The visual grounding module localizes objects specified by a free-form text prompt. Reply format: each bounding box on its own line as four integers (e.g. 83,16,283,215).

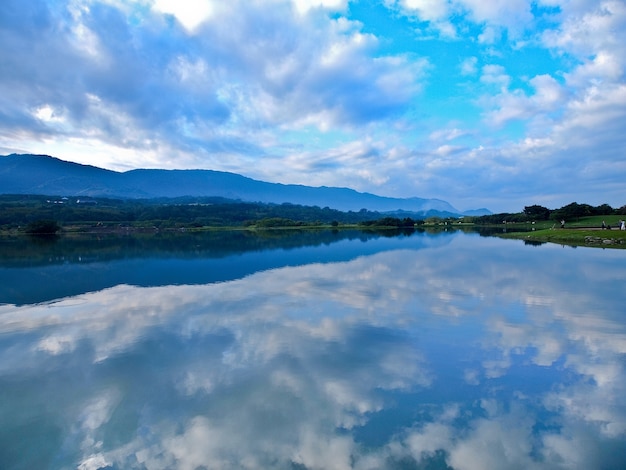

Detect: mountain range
0,154,490,216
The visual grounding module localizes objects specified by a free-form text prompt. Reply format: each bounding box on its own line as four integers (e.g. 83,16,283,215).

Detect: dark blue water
0,230,625,469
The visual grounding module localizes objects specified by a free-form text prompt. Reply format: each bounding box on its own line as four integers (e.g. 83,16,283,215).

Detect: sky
1,0,625,212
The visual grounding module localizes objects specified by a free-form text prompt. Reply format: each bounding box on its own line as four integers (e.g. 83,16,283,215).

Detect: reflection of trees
0,229,378,268
523,239,545,246
0,228,455,268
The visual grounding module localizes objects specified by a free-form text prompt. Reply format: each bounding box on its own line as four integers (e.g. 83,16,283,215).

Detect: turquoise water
1,230,625,469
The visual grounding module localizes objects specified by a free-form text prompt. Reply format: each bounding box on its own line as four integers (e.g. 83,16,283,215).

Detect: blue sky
1,0,625,212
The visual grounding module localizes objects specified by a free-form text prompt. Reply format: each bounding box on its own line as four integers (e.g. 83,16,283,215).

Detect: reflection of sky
0,235,625,469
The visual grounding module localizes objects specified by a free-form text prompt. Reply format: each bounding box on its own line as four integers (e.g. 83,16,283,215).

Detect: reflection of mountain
0,154,491,215
0,229,454,305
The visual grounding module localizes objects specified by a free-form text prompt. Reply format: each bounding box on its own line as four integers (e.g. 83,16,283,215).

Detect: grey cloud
190,3,425,128
0,0,427,174
0,1,229,154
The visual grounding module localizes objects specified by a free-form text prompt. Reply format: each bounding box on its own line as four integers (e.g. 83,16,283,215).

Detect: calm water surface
0,230,625,469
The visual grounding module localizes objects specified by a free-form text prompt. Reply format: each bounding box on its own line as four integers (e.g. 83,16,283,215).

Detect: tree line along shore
0,194,421,234
2,196,625,248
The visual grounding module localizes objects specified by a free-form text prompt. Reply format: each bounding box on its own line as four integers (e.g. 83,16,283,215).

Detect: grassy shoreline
4,215,626,249
495,216,626,248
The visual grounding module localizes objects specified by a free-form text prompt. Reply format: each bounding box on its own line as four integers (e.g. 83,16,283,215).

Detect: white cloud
390,0,534,38
388,0,457,37
260,138,393,189
447,411,535,469
458,0,534,33
480,64,511,90
477,24,501,44
567,51,624,87
459,56,478,76
483,73,566,126
152,0,216,31
402,0,449,20
33,104,66,124
541,0,626,58
404,422,453,456
292,0,348,14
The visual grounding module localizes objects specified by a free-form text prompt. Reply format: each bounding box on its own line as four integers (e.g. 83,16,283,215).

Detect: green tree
593,204,613,215
552,202,593,221
24,219,60,234
523,205,550,220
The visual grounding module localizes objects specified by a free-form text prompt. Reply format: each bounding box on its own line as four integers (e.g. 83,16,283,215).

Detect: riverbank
499,227,626,248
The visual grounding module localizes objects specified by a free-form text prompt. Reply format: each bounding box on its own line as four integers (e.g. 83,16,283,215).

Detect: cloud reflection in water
0,236,625,469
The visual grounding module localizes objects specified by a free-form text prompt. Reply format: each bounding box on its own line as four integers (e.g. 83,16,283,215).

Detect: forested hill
0,154,490,216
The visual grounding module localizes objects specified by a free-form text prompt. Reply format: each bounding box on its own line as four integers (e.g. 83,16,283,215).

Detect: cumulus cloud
387,0,534,39
459,56,478,76
378,0,626,210
0,0,426,171
152,0,217,31
458,0,534,37
388,0,457,37
483,73,567,126
459,0,626,209
479,64,511,90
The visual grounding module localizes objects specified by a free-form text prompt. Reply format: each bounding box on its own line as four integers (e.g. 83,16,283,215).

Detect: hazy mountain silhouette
0,154,491,215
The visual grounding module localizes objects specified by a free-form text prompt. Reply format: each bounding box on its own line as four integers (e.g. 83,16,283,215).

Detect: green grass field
499,216,626,248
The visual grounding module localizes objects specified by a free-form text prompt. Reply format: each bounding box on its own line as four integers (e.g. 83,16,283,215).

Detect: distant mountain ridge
0,154,491,216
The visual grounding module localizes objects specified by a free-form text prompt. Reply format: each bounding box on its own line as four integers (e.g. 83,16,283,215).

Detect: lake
1,229,625,469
